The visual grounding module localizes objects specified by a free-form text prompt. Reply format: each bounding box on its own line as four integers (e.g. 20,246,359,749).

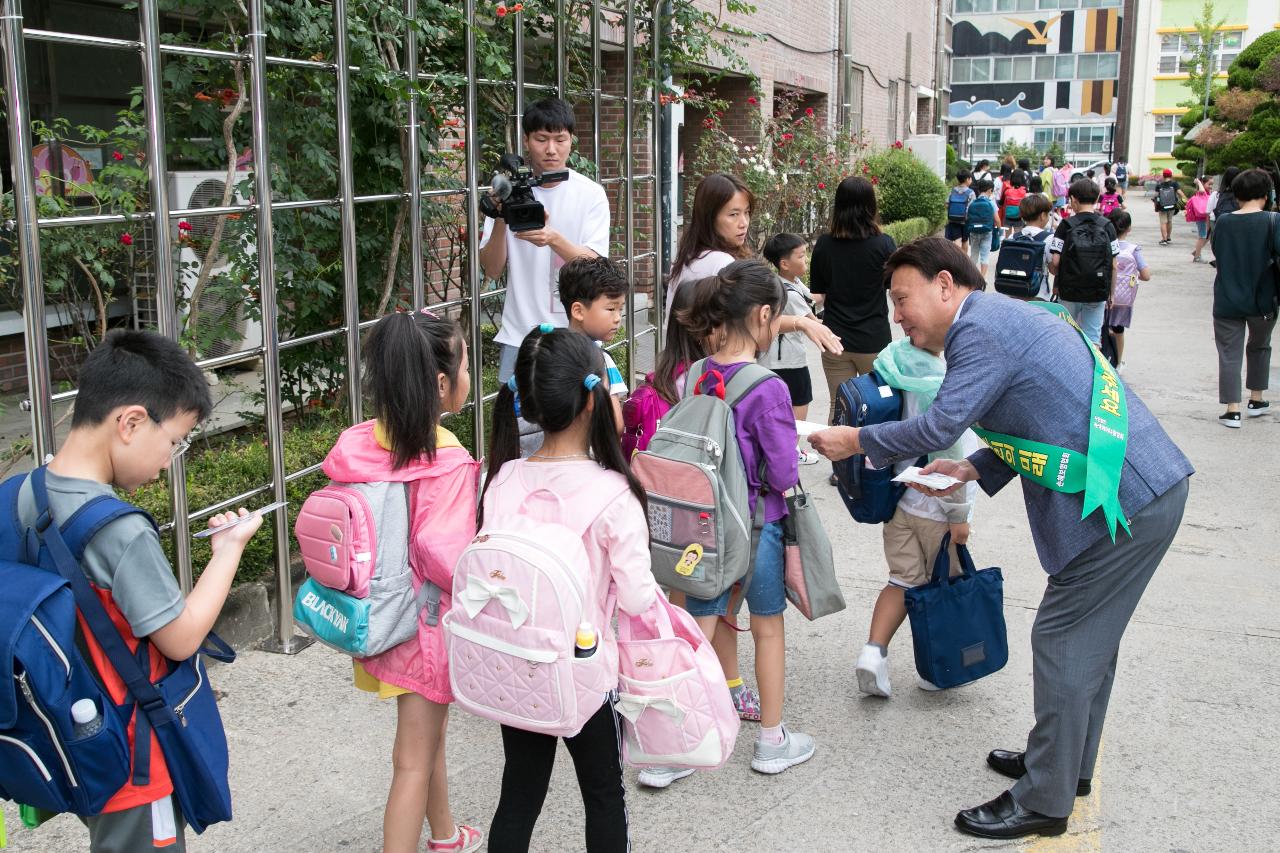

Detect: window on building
1068,125,1109,155
956,0,1119,9
970,128,1002,158
1078,54,1119,79
1159,31,1243,74
1153,115,1178,153
845,65,864,135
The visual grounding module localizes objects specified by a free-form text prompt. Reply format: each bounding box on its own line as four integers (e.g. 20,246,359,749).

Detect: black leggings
488,700,629,853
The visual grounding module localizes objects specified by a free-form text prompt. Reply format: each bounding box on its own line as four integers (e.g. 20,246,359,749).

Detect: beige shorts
882,507,964,589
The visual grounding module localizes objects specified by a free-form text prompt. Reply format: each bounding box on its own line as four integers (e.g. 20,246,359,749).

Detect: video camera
479,153,570,233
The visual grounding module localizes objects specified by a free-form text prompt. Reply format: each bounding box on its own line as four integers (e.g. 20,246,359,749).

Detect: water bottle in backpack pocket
294,481,439,657
631,361,772,599
831,372,924,524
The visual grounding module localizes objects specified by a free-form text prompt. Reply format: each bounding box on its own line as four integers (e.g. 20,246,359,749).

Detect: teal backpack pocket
293,578,371,656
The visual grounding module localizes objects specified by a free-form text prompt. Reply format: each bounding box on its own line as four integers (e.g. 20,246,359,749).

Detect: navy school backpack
831,372,924,524
993,229,1050,298
0,468,235,832
946,187,971,225
965,196,996,233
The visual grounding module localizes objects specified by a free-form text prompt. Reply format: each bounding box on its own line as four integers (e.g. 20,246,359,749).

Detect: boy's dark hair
1028,174,1044,193
365,311,466,468
1232,167,1274,202
1070,172,1084,183
676,259,785,345
1106,209,1132,235
972,178,993,195
1017,158,1031,171
1019,192,1052,222
483,328,645,527
882,237,987,292
829,176,881,240
1085,169,1096,179
956,169,972,184
72,330,212,428
1011,170,1027,188
1069,178,1100,204
521,97,576,136
558,255,628,314
976,159,990,171
762,232,806,269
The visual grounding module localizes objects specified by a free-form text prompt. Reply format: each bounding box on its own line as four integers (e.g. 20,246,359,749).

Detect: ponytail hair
652,282,706,405
364,310,465,469
480,327,647,527
675,258,785,345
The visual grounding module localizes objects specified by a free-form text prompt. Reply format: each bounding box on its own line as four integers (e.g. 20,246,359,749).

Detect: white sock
760,723,785,746
432,827,460,845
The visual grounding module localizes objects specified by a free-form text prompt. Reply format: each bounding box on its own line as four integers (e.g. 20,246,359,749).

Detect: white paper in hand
892,466,962,491
795,420,828,438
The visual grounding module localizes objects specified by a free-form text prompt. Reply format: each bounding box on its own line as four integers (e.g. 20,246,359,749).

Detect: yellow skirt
352,661,412,699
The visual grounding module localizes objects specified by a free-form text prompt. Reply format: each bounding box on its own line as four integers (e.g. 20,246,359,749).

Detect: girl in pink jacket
481,327,658,853
321,310,482,853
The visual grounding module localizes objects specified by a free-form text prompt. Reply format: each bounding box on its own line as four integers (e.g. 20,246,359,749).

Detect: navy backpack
831,371,923,524
946,187,971,225
993,229,1050,298
0,468,235,832
904,533,1008,689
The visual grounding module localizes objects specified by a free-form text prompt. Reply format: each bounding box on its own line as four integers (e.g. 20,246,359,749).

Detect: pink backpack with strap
444,475,629,737
621,372,671,459
1185,193,1209,222
615,595,739,769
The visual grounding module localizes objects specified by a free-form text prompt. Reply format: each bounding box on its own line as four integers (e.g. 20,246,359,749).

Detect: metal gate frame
1,0,665,652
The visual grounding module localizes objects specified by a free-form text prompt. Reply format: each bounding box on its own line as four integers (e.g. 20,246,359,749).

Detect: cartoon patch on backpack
676,543,704,577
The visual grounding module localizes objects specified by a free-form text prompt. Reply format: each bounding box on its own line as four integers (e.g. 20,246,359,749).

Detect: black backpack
1157,183,1179,211
994,230,1050,298
1213,191,1239,220
1056,214,1114,302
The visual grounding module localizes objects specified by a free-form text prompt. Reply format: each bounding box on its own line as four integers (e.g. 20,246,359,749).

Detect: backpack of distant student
1157,182,1180,211
966,196,996,234
1051,168,1072,199
1002,186,1027,223
946,187,972,225
1213,192,1239,221
1097,192,1122,216
622,372,673,459
1111,242,1142,308
994,230,1050,298
0,468,235,833
631,360,773,599
1115,163,1128,184
294,480,442,657
443,473,630,737
615,595,739,770
831,372,924,524
1185,193,1208,222
1056,213,1115,303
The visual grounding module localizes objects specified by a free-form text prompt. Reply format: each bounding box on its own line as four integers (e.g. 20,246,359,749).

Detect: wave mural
949,98,1045,121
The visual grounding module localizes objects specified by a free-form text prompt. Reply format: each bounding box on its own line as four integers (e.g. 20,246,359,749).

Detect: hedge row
882,217,938,247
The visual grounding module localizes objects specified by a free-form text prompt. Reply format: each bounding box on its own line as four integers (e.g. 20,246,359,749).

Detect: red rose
871,176,880,185
453,140,465,150
177,220,192,232
862,164,869,173
782,133,794,141
805,107,814,116
512,2,523,9
747,96,758,105
112,151,124,162
702,117,714,128
496,4,507,16
817,182,826,189
715,110,723,117
120,233,133,246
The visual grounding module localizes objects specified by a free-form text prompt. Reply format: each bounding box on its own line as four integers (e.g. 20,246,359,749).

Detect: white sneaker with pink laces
427,824,483,853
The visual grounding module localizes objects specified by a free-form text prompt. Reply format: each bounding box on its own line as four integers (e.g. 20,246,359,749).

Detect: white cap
71,698,98,725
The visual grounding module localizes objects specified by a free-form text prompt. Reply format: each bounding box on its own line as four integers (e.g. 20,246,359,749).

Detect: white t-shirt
481,169,610,348
664,249,736,318
1019,224,1053,300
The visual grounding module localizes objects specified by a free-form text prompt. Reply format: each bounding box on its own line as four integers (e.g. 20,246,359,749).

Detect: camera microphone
491,172,513,201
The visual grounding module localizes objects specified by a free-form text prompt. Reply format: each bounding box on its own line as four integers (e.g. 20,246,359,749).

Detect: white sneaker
917,676,943,692
750,727,816,775
855,644,891,698
797,449,821,465
637,766,694,789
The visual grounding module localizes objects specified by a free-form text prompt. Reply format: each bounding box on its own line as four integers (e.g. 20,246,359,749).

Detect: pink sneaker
427,824,483,853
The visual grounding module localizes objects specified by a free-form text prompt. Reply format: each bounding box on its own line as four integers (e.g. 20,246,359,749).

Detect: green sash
971,301,1131,540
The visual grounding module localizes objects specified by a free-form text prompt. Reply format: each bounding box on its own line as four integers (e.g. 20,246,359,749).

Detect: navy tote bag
903,533,1008,689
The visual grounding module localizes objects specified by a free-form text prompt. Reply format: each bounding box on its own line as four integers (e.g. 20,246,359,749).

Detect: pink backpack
621,373,671,459
1185,193,1209,222
1097,193,1121,215
1051,167,1071,199
615,596,739,769
444,480,629,737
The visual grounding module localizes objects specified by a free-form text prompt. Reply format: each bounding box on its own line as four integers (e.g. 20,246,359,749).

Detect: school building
944,0,1128,166
1123,0,1280,178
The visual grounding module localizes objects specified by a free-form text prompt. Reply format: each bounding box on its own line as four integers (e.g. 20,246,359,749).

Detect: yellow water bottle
574,622,597,658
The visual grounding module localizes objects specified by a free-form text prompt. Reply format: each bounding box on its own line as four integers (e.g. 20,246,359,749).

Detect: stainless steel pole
513,4,524,158
1,0,54,461
591,0,602,170
464,0,485,456
554,0,566,99
139,0,196,590
651,0,664,343
334,0,363,425
406,0,425,310
623,4,635,374
251,0,311,654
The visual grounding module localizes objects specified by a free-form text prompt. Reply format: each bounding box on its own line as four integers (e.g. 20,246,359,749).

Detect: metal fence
1,0,664,651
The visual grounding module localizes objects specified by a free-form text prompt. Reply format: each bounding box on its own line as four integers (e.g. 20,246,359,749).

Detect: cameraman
479,98,611,382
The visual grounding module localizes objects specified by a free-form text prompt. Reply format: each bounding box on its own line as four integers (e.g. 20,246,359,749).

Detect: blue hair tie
583,374,601,392
538,323,555,334
506,375,518,392
506,375,522,416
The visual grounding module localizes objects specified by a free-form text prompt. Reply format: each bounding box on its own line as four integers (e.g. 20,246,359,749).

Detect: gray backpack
631,359,774,599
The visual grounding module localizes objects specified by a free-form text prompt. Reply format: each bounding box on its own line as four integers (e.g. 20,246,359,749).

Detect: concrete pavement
4,201,1277,852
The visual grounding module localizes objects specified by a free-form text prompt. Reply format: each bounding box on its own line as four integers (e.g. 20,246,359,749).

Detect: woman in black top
1210,168,1279,428
809,176,896,430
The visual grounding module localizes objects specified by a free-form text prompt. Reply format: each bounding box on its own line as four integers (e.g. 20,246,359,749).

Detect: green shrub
865,148,949,229
881,217,938,247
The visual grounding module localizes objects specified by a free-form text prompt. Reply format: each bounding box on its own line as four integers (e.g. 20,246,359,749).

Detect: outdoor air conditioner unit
168,170,260,361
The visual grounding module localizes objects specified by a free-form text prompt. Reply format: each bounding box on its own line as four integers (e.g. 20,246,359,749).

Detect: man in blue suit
811,238,1193,840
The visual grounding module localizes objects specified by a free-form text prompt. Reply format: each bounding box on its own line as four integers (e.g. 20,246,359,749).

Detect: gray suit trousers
1011,477,1189,818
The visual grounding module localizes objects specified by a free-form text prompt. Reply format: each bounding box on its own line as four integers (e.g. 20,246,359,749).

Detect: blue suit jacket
861,291,1194,574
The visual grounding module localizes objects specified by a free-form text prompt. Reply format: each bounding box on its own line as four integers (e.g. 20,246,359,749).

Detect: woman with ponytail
319,309,483,853
482,326,658,853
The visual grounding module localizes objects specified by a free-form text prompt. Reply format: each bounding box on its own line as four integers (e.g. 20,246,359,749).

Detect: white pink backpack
615,595,739,769
443,479,628,738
